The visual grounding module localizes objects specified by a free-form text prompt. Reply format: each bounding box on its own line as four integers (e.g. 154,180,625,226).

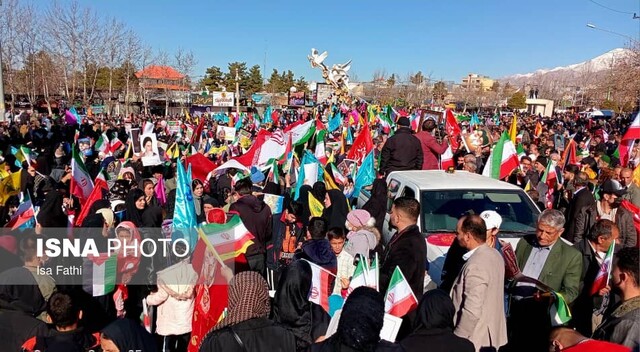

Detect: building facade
461,73,495,91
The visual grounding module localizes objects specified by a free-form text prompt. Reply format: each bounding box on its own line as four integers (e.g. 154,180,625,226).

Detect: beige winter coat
146,260,198,336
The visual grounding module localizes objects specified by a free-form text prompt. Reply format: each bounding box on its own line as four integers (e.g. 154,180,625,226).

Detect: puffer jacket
344,227,379,259
146,260,198,336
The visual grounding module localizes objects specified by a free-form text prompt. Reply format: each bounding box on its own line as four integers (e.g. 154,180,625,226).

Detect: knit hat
536,156,548,168
347,209,372,227
397,117,411,127
250,166,265,184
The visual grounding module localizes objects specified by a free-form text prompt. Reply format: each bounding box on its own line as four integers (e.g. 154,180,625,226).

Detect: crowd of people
0,104,638,352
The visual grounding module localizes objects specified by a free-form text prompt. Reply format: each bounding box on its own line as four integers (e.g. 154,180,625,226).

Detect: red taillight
427,233,456,247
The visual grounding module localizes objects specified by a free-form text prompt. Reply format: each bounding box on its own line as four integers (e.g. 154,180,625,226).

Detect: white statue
308,48,352,103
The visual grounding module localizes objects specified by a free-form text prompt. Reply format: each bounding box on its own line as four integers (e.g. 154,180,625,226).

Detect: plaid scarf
212,271,270,331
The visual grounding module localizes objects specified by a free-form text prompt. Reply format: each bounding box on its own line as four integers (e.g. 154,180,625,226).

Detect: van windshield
421,189,539,233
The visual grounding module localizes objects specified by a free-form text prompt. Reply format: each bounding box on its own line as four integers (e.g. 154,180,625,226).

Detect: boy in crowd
22,291,100,352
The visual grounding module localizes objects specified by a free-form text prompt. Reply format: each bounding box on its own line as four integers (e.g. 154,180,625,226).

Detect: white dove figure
308,48,328,68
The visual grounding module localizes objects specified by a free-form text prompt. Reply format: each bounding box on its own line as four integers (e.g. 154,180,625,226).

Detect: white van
357,170,541,286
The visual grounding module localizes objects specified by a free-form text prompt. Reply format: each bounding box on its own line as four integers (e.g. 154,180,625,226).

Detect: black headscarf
333,286,385,352
323,189,349,231
414,289,455,331
297,185,313,227
125,188,146,227
101,318,157,352
141,205,163,228
0,266,46,316
273,260,313,351
362,178,388,235
37,190,67,229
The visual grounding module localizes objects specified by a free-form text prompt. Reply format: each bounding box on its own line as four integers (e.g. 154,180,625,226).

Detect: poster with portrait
462,129,490,153
337,159,357,179
129,128,141,154
216,126,237,142
139,133,162,166
417,110,443,132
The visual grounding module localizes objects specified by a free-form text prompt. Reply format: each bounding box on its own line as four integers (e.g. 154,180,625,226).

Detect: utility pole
232,67,239,127
0,0,5,122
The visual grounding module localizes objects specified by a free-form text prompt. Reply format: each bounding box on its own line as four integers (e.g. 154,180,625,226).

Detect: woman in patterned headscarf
199,271,295,352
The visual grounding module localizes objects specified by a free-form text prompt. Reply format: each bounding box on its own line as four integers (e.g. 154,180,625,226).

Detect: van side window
387,179,401,212
402,187,415,199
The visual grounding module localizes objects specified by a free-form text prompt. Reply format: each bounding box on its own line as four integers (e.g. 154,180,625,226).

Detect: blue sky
50,0,640,83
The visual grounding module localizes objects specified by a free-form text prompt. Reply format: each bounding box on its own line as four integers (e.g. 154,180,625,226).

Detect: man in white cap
480,210,502,249
441,210,508,292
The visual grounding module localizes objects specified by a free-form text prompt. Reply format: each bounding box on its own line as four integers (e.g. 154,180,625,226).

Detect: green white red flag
482,132,519,180
550,291,572,326
71,145,94,205
347,254,369,296
304,259,335,313
384,266,418,318
198,215,255,262
590,242,615,296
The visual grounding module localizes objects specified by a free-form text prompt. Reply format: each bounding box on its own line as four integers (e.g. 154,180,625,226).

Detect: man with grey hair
503,209,582,352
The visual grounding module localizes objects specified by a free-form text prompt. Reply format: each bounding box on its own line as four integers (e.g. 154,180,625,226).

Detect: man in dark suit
564,171,596,244
505,209,583,352
380,197,427,339
572,219,619,336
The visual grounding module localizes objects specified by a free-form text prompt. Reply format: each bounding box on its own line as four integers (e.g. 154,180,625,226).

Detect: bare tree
0,0,22,112
174,48,197,110
103,17,125,115
137,45,154,115
122,30,142,115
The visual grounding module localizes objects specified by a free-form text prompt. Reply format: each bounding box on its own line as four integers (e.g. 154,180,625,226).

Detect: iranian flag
95,133,109,154
590,242,615,296
619,113,639,167
384,266,418,318
562,139,579,169
304,259,334,313
550,291,572,326
286,119,316,146
82,253,117,297
198,215,255,262
314,130,328,165
74,169,109,227
440,145,454,170
256,130,287,166
482,132,519,180
5,192,35,230
109,136,123,154
347,254,369,296
365,253,379,291
71,145,94,204
542,160,558,188
516,143,526,159
330,163,348,185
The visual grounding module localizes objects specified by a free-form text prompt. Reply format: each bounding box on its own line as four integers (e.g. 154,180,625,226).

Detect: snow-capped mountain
502,48,632,83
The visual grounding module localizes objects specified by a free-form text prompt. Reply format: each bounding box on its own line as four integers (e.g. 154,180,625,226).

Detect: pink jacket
415,131,449,170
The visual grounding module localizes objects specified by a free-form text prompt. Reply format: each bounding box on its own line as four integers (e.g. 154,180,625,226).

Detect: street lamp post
232,68,239,127
586,23,639,44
